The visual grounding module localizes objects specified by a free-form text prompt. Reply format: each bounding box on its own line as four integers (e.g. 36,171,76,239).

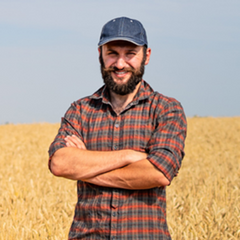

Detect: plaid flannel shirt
49,80,187,240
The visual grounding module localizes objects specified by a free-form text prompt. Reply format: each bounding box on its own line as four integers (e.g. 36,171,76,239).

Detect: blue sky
0,0,239,124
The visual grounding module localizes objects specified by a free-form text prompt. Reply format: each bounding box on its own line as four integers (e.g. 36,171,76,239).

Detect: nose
114,57,126,70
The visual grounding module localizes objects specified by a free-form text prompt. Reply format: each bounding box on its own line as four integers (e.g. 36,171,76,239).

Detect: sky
0,0,239,124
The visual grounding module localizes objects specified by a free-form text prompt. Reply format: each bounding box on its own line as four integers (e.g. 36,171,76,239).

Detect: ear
144,48,151,66
98,47,101,64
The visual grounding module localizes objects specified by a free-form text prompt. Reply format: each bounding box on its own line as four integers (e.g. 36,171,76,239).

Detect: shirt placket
110,189,119,240
112,116,121,151
110,116,121,239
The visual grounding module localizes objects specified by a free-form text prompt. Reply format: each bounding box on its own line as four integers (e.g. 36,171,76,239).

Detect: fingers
64,135,86,150
131,150,148,163
65,135,85,149
65,139,74,147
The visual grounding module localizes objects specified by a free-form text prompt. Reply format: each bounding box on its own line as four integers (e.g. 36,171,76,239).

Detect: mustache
101,66,135,74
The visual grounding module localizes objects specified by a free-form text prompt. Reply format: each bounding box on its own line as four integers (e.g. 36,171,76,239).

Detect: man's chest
81,106,155,151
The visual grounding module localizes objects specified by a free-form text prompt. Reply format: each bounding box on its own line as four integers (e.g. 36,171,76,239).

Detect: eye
127,52,136,56
107,51,117,56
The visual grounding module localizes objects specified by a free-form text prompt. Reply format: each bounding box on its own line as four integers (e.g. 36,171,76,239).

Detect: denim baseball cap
98,17,148,47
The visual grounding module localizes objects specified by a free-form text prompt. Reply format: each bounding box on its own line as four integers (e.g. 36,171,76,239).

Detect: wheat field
0,117,239,240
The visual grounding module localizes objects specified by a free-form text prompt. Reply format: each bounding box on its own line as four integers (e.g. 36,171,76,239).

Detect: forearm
84,159,170,190
50,147,147,180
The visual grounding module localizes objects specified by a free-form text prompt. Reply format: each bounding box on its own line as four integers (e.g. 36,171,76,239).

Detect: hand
127,150,148,164
134,151,148,161
64,135,86,150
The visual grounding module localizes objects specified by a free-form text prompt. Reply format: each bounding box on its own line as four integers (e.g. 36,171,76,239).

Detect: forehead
103,40,143,51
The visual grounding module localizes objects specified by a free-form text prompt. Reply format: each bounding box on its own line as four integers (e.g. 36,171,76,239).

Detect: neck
110,81,141,115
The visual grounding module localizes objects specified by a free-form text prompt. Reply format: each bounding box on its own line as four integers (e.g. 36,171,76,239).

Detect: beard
100,55,146,95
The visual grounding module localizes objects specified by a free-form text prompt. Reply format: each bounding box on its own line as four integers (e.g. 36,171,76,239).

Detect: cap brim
98,37,146,47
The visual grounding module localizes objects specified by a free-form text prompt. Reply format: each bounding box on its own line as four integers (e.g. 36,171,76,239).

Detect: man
49,17,187,240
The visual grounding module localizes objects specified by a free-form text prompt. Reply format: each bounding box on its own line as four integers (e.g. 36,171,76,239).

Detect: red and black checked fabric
49,80,187,240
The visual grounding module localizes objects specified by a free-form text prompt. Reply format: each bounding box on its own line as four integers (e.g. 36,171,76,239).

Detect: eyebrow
106,48,138,53
106,48,118,53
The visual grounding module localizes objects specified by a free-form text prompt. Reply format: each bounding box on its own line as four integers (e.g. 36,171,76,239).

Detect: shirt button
113,212,116,217
113,145,117,150
115,123,119,128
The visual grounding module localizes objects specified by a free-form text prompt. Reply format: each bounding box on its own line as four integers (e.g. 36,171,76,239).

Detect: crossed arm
50,135,170,189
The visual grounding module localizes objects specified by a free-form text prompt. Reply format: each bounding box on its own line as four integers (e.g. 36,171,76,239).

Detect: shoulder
69,85,105,110
153,92,183,109
142,82,186,124
142,81,182,107
145,86,184,115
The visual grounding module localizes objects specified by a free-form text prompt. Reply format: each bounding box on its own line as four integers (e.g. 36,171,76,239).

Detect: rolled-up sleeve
147,99,187,182
48,101,83,169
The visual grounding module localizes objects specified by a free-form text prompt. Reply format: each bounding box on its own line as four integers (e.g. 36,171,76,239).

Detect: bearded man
49,17,187,240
